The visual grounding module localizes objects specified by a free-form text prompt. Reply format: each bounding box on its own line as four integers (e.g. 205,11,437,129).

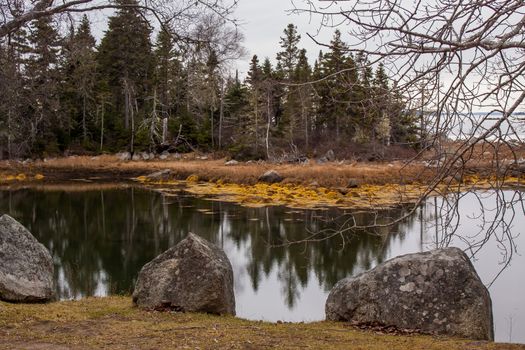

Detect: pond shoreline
1,155,523,210
0,155,430,186
1,296,523,349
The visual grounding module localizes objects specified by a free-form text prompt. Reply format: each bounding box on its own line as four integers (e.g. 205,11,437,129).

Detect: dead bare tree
291,0,525,270
188,13,246,149
0,0,239,39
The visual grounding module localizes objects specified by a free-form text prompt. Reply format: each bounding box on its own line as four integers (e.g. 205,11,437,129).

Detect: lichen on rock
326,247,494,341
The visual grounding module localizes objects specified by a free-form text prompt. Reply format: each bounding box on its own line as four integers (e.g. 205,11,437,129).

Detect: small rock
132,153,141,161
133,233,235,315
141,152,151,161
326,248,494,341
225,160,239,166
444,174,462,184
346,179,359,188
337,187,350,195
0,215,55,302
325,149,335,162
145,169,172,181
258,170,283,184
159,151,170,160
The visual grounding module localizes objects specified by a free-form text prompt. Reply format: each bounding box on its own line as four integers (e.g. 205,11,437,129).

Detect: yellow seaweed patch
186,174,199,183
34,174,45,180
16,173,27,181
135,174,525,210
176,181,430,210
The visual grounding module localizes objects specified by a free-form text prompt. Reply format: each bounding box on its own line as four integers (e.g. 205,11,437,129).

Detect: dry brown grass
0,155,430,188
0,297,522,350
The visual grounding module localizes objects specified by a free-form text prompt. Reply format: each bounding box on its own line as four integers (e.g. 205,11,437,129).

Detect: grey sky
234,0,332,75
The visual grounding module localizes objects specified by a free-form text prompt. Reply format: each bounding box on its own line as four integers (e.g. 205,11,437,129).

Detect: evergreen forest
0,3,420,160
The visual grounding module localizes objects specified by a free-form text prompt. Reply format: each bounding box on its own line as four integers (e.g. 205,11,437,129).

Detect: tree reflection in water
0,187,417,303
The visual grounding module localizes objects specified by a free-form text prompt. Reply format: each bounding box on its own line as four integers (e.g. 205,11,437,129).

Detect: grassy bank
0,297,522,349
1,155,523,210
0,155,429,187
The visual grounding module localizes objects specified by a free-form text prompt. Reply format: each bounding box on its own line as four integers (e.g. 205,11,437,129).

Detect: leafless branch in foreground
0,0,239,38
290,0,525,274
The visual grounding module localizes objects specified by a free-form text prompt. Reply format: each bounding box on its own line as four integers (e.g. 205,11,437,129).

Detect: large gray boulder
133,233,235,315
0,214,55,302
326,248,493,340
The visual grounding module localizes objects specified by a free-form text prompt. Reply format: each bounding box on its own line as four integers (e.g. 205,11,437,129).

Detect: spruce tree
153,29,184,145
276,24,301,81
61,15,97,147
26,16,62,154
0,18,30,158
275,24,301,139
316,30,355,141
246,55,264,150
293,49,313,149
97,0,154,151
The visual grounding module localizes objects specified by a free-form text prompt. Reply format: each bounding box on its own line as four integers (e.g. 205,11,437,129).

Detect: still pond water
0,187,523,343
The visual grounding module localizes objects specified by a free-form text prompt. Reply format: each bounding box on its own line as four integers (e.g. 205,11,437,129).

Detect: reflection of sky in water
0,188,522,343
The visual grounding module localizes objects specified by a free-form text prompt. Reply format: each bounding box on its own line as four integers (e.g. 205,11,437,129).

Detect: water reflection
0,187,522,343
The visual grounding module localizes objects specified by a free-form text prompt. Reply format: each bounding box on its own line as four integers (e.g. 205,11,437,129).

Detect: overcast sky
233,0,333,75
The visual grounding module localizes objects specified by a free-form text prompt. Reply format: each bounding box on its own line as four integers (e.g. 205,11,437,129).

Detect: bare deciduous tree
0,0,239,38
293,0,525,269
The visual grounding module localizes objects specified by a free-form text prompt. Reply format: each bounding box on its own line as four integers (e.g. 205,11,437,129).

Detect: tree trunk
82,94,87,143
99,103,105,152
219,82,224,149
7,109,12,159
266,91,271,159
162,118,168,144
210,106,214,149
254,90,259,151
125,91,130,130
